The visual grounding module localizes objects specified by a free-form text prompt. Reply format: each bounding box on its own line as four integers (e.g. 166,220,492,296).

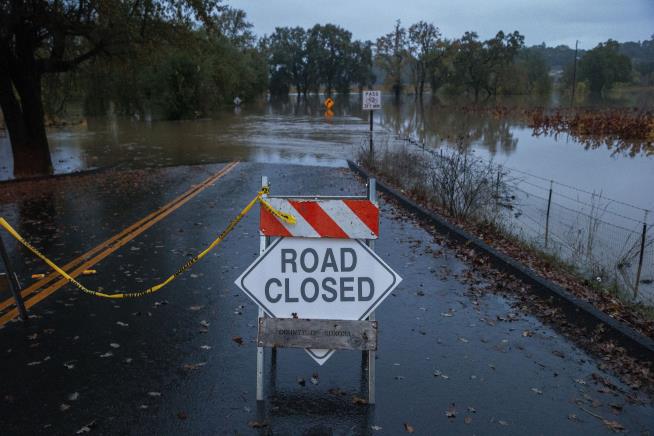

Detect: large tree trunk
0,77,53,177
0,59,53,178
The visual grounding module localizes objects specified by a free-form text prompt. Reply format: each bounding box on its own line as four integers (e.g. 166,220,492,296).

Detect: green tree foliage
306,24,353,95
577,40,632,93
0,0,223,176
451,31,524,100
407,21,442,99
266,24,373,97
507,48,552,95
376,20,408,100
266,27,308,96
351,41,376,92
80,7,267,119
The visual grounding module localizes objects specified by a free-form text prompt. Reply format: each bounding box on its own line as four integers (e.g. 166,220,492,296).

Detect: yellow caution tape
0,187,294,299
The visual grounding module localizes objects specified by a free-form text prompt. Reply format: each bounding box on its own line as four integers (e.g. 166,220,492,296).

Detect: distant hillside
526,37,654,71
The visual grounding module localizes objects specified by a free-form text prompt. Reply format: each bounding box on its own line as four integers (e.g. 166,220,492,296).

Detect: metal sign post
238,176,401,404
0,233,28,320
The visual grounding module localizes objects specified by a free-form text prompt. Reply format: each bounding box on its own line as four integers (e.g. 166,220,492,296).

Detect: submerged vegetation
357,140,654,320
529,108,654,156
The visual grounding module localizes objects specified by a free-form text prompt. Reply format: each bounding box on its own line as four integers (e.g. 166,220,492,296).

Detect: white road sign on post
235,237,401,364
362,90,382,110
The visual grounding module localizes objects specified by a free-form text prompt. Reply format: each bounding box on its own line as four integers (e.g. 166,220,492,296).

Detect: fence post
495,167,501,200
634,210,649,298
544,180,553,248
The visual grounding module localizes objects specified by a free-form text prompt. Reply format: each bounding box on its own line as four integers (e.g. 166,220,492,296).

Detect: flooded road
2,94,653,299
0,162,651,434
1,93,652,213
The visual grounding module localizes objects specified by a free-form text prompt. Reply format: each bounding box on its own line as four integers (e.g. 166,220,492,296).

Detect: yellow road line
0,161,238,313
0,162,239,325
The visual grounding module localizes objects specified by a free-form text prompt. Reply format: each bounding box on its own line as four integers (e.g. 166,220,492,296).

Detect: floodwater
1,93,652,214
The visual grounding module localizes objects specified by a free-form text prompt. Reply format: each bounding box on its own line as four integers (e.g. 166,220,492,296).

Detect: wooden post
634,211,649,298
545,180,553,248
0,234,28,320
571,40,578,107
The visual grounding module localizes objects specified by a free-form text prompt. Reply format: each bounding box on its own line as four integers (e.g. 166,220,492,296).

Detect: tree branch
37,44,104,73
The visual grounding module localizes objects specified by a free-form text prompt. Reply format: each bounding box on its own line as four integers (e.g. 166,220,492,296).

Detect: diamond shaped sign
235,237,402,364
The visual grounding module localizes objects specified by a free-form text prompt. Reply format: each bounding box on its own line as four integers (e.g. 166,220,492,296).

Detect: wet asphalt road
0,162,652,435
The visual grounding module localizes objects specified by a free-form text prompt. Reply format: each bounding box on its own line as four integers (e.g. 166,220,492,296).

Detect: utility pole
570,40,578,107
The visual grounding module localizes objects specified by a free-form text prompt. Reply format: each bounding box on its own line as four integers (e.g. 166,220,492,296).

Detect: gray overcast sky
228,0,653,49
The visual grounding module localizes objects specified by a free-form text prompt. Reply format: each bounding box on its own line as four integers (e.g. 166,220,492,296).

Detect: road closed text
264,247,375,303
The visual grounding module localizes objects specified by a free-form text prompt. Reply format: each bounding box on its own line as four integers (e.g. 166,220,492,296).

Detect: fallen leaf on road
568,414,578,421
498,420,509,426
248,420,268,428
99,352,113,358
531,388,543,395
404,422,415,433
60,403,70,411
297,377,306,386
603,420,625,432
609,404,623,415
116,321,128,327
109,343,120,348
182,362,207,371
68,392,79,401
189,305,204,311
232,336,243,345
200,345,211,350
446,403,456,418
352,395,368,405
371,425,383,431
148,392,161,397
552,350,565,359
311,373,319,385
200,320,210,328
75,421,96,434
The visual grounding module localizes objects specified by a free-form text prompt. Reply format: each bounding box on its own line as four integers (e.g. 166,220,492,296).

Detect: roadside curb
347,159,654,361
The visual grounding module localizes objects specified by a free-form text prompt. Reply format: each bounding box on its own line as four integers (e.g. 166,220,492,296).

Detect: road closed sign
362,90,382,110
235,237,402,364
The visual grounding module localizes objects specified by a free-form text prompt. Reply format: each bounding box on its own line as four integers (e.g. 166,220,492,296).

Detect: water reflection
1,92,652,206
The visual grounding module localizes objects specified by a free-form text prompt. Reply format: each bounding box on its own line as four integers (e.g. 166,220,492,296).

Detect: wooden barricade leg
256,176,269,402
366,178,376,405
